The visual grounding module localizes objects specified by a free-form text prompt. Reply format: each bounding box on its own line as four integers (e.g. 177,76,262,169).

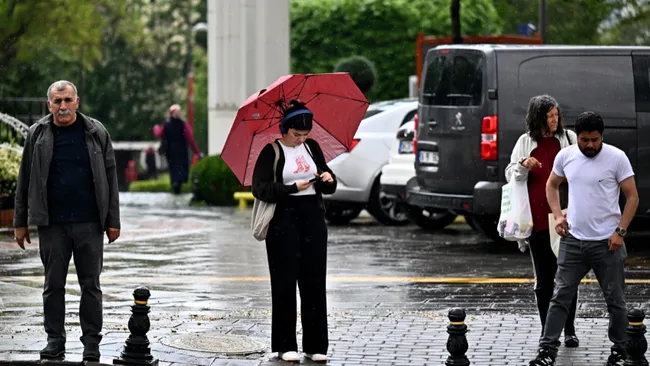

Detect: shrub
191,155,241,206
128,174,191,193
334,55,377,94
0,147,21,209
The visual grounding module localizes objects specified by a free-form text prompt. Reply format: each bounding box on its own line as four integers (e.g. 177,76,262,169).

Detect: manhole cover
160,333,267,355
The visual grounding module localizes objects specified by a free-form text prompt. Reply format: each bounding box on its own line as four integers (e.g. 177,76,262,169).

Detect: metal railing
0,97,47,147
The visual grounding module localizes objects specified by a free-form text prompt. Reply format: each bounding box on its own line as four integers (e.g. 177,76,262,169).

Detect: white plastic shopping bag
548,209,568,257
497,181,533,241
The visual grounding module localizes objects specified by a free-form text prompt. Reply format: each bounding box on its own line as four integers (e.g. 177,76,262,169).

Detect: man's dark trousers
39,222,104,346
539,234,628,357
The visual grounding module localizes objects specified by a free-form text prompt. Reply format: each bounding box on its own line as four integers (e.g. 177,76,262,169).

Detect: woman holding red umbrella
252,100,336,363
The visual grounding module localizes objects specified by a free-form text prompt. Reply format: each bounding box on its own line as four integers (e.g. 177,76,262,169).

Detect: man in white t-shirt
527,111,639,366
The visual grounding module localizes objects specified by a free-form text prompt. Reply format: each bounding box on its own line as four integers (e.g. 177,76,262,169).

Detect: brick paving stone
0,313,623,365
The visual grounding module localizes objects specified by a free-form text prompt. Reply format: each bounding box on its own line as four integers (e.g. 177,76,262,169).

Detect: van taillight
480,116,497,160
413,114,419,154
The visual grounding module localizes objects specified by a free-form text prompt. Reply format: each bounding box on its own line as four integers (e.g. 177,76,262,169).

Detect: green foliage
82,0,201,141
600,0,650,45
128,174,192,193
0,147,21,209
290,0,502,101
192,155,241,206
0,0,108,75
187,47,209,153
0,0,136,98
492,0,623,45
0,0,202,143
334,55,377,94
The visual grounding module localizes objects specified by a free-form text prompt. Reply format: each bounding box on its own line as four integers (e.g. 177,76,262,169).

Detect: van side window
517,56,636,119
421,51,484,107
633,55,650,113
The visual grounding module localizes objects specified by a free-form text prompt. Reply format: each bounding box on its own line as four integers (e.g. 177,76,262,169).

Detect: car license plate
419,151,439,164
399,141,413,154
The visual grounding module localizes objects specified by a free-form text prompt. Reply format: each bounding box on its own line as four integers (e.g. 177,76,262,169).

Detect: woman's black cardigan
251,138,337,208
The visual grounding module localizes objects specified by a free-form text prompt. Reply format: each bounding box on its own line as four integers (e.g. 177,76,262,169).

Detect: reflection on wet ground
2,193,650,365
4,193,650,316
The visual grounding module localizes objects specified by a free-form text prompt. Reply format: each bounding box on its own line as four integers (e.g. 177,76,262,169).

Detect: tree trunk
451,0,462,44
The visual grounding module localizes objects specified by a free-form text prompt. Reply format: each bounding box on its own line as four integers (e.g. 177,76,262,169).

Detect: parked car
324,98,418,225
380,115,458,230
407,44,650,242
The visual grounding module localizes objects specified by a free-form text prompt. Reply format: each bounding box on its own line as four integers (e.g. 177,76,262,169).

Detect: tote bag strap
303,140,323,174
271,141,280,183
565,130,573,145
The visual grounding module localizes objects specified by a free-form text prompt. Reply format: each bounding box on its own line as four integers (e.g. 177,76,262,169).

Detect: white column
208,0,290,156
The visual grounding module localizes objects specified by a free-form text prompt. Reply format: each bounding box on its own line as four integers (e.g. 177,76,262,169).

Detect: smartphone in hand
308,175,320,183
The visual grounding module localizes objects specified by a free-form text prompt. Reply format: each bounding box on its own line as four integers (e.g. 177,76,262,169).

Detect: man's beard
579,144,602,158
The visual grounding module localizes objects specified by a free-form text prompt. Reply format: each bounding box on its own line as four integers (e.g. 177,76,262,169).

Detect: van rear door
416,48,497,195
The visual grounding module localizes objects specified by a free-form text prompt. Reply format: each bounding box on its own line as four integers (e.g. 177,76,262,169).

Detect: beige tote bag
251,142,280,241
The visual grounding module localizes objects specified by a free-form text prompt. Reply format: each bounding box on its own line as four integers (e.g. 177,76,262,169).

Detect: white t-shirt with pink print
279,141,317,196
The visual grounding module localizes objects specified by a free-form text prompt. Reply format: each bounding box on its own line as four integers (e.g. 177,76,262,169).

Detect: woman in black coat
252,100,336,363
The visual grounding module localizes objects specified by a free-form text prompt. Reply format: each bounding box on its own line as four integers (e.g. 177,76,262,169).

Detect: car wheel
366,180,410,226
466,214,510,244
407,206,458,231
324,204,363,225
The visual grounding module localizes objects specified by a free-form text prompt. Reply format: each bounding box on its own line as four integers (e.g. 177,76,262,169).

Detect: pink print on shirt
293,155,311,174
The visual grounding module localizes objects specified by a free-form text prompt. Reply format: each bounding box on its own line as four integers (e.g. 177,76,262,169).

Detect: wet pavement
2,192,650,365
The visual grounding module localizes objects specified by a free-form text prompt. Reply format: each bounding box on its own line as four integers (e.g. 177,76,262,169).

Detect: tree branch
0,25,27,73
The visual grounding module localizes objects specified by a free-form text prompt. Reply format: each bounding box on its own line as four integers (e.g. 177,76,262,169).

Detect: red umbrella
221,73,369,186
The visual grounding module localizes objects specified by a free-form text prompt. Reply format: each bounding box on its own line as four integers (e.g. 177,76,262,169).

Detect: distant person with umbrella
153,104,201,194
252,100,337,362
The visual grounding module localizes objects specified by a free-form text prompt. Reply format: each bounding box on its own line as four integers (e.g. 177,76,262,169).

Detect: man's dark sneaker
40,342,65,359
606,350,626,366
529,348,555,366
83,343,101,362
564,334,580,348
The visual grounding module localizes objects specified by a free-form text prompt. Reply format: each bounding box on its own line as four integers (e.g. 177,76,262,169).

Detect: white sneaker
305,353,328,362
279,351,300,362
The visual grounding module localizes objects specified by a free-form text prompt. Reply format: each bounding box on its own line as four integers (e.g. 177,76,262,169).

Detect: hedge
334,55,377,94
128,156,241,206
191,155,241,206
290,0,502,101
128,174,192,194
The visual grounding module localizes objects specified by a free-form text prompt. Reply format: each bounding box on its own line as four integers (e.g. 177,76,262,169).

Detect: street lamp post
539,0,547,44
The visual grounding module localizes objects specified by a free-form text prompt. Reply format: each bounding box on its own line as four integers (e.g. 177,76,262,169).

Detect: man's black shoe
83,343,101,362
529,347,555,366
40,342,65,360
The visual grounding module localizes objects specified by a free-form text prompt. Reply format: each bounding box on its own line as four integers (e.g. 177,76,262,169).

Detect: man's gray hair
47,80,78,100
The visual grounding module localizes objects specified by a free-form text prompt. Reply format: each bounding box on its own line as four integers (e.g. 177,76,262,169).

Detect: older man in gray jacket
13,80,120,362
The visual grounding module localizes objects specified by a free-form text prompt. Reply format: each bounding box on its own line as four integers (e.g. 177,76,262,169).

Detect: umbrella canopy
221,73,369,186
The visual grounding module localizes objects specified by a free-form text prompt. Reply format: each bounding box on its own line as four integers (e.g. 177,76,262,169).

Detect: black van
407,45,650,242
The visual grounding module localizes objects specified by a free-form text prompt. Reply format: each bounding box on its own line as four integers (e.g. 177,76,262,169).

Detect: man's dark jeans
539,234,628,357
39,222,104,346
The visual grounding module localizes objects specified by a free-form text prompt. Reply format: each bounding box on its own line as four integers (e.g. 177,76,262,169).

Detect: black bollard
446,308,470,366
113,287,159,366
625,308,649,366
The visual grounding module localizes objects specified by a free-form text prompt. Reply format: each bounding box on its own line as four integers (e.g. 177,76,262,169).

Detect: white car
380,115,459,230
323,98,418,225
